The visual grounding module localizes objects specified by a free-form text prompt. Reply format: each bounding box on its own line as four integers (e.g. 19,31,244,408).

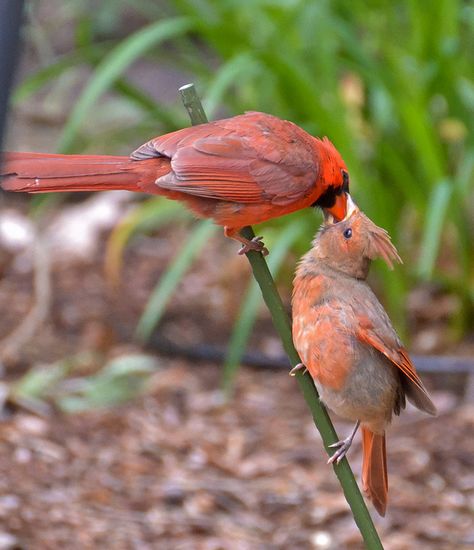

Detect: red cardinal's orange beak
324,193,357,225
325,192,348,222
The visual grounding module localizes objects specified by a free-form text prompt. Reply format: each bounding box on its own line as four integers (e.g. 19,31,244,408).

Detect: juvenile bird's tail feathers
361,427,388,516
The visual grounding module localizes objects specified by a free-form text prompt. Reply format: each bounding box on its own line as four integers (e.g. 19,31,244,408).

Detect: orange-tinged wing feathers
355,324,424,391
356,319,436,415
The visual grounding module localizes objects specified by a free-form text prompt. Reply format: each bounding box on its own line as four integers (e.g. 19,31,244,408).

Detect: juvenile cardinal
0,112,350,255
292,198,436,516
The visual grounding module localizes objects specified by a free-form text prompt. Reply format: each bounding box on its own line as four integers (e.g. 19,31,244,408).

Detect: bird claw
327,437,353,465
326,421,360,465
238,236,269,256
289,363,307,377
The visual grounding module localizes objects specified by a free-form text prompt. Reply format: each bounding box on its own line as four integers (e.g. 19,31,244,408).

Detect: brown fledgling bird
292,198,436,516
0,112,350,255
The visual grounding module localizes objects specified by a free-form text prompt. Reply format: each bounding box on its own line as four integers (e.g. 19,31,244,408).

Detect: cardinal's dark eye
343,228,352,239
342,170,349,192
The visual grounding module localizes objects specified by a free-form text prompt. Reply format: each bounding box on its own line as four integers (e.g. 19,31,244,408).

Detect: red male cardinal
0,112,350,254
292,198,436,516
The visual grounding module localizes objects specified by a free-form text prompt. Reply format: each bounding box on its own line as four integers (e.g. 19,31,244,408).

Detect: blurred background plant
6,0,474,394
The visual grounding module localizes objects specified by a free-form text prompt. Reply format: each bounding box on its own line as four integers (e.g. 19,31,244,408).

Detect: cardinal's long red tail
361,427,388,516
0,152,170,194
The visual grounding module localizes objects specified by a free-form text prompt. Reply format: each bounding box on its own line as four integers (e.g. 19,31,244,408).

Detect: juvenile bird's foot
327,421,360,465
327,438,353,464
238,236,269,256
289,363,308,376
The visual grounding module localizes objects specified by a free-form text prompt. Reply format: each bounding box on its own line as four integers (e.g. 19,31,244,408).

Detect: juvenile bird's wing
351,292,437,416
131,113,318,205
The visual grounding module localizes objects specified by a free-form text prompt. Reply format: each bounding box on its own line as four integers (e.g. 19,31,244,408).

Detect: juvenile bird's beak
324,193,357,225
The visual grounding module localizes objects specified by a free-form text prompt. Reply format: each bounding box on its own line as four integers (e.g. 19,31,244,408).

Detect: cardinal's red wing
131,112,318,205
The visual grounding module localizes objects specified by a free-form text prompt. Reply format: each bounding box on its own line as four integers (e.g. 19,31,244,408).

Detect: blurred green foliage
9,353,158,414
13,0,474,350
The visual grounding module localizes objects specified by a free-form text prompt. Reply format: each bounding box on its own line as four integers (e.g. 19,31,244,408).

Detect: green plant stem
179,83,209,124
179,83,384,550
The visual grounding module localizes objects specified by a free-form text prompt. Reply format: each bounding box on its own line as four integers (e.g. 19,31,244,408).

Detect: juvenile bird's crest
359,212,402,270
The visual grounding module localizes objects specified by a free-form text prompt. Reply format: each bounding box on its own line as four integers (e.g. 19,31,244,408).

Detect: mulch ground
0,362,472,549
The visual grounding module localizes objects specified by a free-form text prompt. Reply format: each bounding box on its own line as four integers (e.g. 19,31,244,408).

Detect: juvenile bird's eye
343,228,352,239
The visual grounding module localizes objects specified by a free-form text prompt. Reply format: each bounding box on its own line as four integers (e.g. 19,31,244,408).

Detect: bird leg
224,227,269,256
327,421,360,465
289,362,308,376
238,235,269,256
